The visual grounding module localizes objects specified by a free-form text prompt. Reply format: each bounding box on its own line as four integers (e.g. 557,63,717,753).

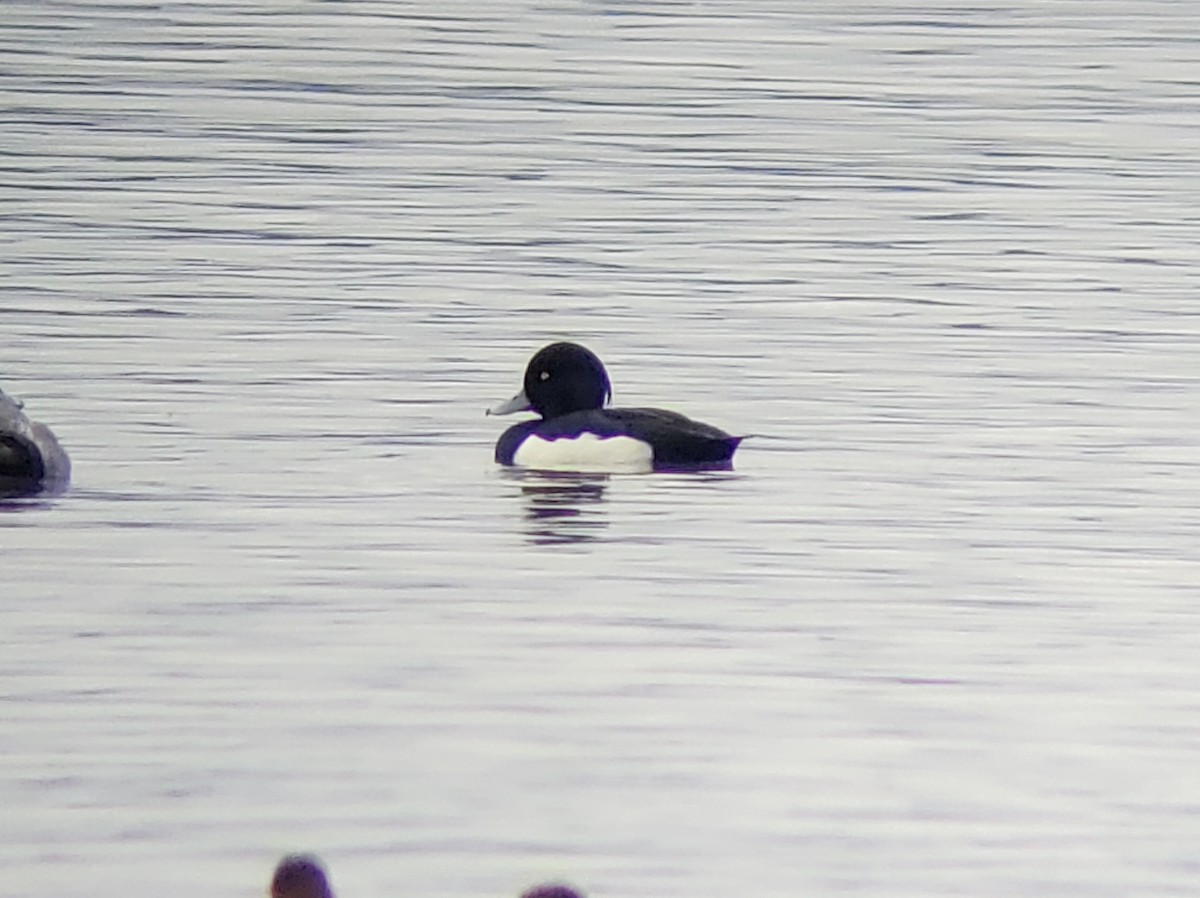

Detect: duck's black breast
495,418,543,466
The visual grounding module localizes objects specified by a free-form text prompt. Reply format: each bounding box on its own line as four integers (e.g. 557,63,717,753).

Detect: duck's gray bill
486,390,531,416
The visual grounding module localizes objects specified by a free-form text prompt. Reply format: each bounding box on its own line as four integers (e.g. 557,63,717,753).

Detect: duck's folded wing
604,407,741,467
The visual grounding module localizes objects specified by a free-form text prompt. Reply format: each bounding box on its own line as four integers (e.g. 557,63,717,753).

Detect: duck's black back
604,407,741,468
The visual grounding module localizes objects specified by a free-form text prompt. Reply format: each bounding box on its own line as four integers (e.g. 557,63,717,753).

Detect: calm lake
3,2,1200,896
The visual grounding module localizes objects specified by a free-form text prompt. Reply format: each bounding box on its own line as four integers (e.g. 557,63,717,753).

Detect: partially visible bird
0,386,70,495
270,854,335,898
520,885,586,898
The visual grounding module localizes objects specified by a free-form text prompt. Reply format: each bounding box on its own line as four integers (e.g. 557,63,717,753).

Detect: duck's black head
520,342,611,419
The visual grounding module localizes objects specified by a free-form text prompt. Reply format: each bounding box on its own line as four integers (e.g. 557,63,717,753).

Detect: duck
488,342,742,473
520,886,586,898
267,854,584,898
0,386,70,495
270,855,335,898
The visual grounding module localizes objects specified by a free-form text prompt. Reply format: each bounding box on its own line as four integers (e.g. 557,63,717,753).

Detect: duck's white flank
512,432,653,473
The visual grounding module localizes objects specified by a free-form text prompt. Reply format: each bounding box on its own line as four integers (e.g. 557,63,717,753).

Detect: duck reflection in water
507,469,610,546
268,854,585,898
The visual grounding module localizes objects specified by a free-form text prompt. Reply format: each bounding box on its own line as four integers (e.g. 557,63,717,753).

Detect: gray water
4,2,1200,896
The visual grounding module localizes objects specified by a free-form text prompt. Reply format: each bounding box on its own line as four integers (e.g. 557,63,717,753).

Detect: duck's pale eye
539,371,550,381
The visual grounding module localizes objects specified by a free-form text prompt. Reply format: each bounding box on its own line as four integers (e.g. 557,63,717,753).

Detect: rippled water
4,2,1200,896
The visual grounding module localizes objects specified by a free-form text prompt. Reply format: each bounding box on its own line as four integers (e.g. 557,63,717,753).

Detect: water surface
3,3,1200,896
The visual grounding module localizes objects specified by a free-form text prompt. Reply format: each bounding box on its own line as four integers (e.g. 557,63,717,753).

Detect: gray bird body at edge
0,387,71,495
